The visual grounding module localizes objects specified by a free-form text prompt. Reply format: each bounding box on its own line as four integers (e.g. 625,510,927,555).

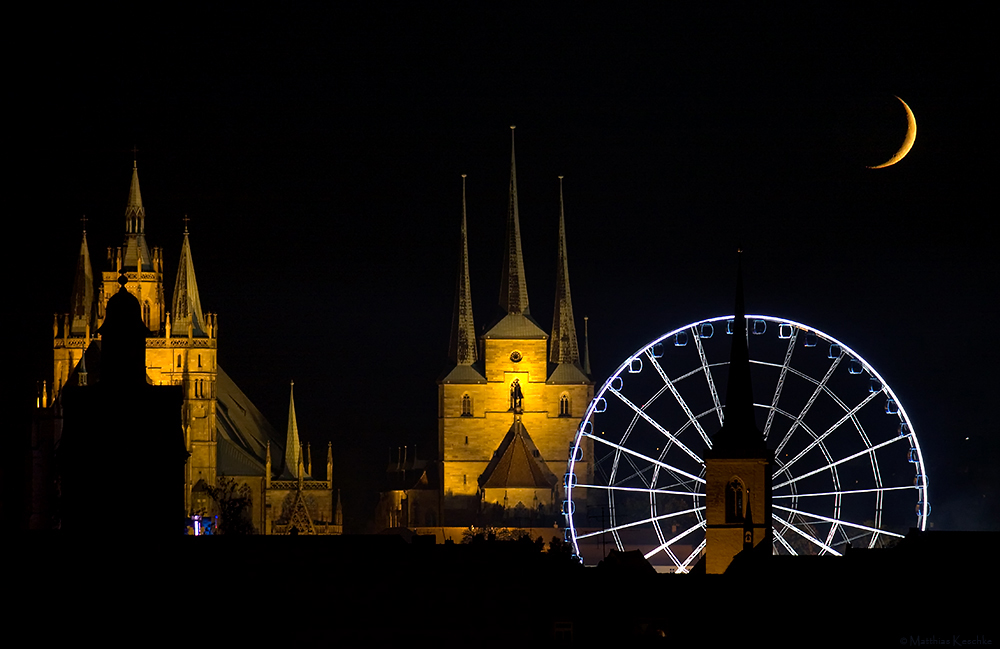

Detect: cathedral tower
50,163,219,516
437,130,593,529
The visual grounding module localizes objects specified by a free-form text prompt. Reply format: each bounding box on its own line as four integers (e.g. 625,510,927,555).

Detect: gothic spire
171,219,206,337
448,175,477,365
550,176,581,365
69,223,94,336
285,381,302,479
121,160,152,271
499,126,529,316
125,160,144,234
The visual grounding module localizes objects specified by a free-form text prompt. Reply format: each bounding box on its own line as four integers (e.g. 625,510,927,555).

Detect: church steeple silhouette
703,253,774,574
711,253,767,457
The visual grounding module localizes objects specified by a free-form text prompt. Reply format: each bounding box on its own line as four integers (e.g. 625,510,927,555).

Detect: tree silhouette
205,477,256,535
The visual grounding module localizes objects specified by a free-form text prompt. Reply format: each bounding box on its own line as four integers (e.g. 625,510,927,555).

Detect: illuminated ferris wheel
564,315,929,571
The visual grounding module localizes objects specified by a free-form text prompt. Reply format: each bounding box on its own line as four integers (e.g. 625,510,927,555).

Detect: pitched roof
479,418,557,490
546,362,590,385
439,362,487,384
215,365,284,474
483,313,547,340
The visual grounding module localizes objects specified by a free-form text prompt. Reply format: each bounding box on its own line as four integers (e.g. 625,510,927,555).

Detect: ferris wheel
564,315,929,571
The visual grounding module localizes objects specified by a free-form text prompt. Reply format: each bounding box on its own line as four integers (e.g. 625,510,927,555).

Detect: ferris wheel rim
565,314,930,566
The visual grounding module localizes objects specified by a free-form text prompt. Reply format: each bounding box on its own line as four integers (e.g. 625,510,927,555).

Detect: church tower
704,258,773,573
437,129,593,529
50,162,219,516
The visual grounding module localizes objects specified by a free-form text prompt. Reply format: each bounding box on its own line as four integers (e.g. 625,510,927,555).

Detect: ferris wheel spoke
771,512,843,556
620,452,653,489
763,329,798,441
773,353,845,457
677,539,707,573
645,352,714,449
576,506,706,540
772,526,799,555
692,328,725,427
643,520,708,560
776,388,882,478
608,387,704,464
773,435,906,490
772,484,916,499
773,504,905,539
583,432,706,485
576,483,703,497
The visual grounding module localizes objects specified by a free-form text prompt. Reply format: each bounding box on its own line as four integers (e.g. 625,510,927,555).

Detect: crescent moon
868,96,917,169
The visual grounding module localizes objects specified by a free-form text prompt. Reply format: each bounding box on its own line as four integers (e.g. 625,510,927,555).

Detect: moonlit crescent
868,96,917,169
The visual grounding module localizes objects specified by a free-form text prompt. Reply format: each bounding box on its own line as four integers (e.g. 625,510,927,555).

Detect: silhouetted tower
60,272,186,536
704,256,774,573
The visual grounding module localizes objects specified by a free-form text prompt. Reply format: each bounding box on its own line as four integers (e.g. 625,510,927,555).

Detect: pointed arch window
726,478,745,523
143,301,151,328
559,393,571,417
461,393,473,417
177,354,182,368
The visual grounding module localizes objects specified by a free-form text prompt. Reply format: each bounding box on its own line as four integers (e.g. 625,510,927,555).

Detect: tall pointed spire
712,252,765,455
125,160,144,234
499,126,529,316
285,381,302,479
550,176,581,365
449,175,477,365
121,160,152,271
69,221,94,336
171,218,206,337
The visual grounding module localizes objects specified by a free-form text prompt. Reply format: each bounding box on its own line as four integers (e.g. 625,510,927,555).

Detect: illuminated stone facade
42,162,339,534
437,137,593,528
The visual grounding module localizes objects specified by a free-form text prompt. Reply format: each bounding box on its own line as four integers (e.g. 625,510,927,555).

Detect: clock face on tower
509,350,522,363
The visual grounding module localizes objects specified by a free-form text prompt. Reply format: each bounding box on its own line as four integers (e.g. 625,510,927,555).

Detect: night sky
21,5,996,531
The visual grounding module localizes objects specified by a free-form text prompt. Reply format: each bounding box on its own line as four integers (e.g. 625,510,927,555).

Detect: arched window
559,393,571,417
143,301,151,328
726,478,745,523
461,393,472,417
177,354,182,368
